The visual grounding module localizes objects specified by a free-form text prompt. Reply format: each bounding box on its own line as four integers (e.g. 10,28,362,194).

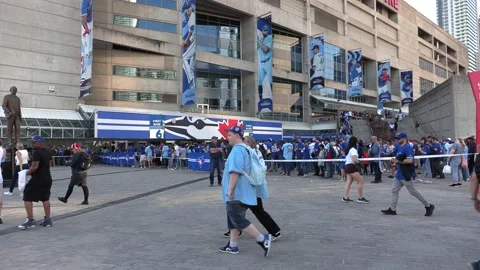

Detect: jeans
460,166,470,181
420,159,432,181
10,164,29,193
301,162,309,175
210,158,222,185
450,158,462,183
372,162,382,181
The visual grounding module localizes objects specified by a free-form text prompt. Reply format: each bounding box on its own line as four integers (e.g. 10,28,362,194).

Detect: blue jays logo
197,156,205,168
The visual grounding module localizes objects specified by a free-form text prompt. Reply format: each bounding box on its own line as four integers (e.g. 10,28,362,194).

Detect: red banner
468,71,480,149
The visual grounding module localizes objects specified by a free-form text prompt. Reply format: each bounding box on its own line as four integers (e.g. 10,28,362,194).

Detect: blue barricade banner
188,152,211,171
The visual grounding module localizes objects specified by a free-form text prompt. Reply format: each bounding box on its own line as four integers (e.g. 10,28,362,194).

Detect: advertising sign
182,0,196,105
309,35,325,90
400,70,413,106
80,0,93,98
377,61,392,103
348,50,363,97
257,15,273,113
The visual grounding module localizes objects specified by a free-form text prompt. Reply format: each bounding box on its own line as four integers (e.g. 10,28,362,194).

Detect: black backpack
81,152,92,171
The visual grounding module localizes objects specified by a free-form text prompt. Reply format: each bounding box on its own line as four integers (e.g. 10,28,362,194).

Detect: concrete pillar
241,15,257,117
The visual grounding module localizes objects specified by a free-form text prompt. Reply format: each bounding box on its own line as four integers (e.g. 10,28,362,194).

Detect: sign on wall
257,15,273,113
377,61,392,103
309,35,325,90
182,0,196,105
348,50,363,97
80,0,93,98
400,70,413,106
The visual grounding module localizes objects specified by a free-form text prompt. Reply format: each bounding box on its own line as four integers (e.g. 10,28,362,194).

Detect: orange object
363,153,369,165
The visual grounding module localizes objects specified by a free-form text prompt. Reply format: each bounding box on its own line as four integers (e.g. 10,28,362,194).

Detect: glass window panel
60,120,73,127
113,66,177,80
74,129,86,138
71,121,84,128
26,119,39,126
272,28,303,73
49,119,62,127
112,92,177,103
324,43,346,84
28,128,40,137
129,0,177,10
113,15,177,33
41,128,51,138
21,119,27,127
63,129,74,138
1,127,5,138
52,129,62,138
37,119,51,127
20,128,27,138
196,14,241,59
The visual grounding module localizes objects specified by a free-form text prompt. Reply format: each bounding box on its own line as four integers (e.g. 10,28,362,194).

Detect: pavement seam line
0,176,209,237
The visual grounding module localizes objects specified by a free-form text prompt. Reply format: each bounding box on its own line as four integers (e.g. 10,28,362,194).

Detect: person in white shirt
0,140,5,224
342,136,369,203
5,143,29,196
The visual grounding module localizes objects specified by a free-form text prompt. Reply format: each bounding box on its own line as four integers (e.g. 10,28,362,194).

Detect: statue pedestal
2,148,14,188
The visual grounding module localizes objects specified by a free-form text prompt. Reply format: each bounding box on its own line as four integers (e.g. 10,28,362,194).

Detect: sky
404,0,480,25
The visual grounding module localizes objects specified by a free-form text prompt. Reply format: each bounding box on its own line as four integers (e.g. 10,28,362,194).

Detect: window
196,62,242,112
261,77,303,122
113,15,177,33
324,43,346,83
419,58,434,72
272,27,303,73
113,92,177,103
435,65,447,78
312,87,347,101
113,66,177,80
196,14,241,59
123,0,177,9
420,78,435,95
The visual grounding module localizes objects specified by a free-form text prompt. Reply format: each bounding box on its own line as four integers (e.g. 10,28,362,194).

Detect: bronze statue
2,86,22,145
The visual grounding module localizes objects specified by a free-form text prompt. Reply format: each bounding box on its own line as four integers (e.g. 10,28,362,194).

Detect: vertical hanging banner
257,15,273,113
309,35,325,90
400,70,413,106
377,61,392,103
347,50,363,97
80,0,93,98
468,71,480,150
182,0,196,105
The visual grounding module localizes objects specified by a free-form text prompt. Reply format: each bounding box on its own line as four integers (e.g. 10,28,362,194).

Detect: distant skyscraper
437,0,479,71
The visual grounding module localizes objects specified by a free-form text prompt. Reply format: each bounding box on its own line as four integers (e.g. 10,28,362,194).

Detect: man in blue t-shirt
382,133,435,216
281,141,293,176
295,138,305,176
219,126,272,257
430,137,445,179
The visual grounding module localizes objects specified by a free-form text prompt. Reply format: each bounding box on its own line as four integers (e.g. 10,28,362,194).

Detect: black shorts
345,164,358,174
23,186,51,202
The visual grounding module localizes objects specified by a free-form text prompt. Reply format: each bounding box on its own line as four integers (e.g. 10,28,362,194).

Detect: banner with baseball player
80,0,93,98
347,50,363,97
400,70,413,106
181,0,196,105
257,15,273,113
309,35,325,90
377,61,392,103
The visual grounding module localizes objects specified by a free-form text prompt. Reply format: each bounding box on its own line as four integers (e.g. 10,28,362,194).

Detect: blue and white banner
182,0,196,105
95,111,283,141
309,35,325,90
188,152,210,171
80,0,93,98
377,61,392,103
348,50,363,97
400,70,413,106
257,15,273,113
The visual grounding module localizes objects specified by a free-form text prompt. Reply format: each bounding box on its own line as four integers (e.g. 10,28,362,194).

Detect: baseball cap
312,45,319,50
262,25,269,31
185,3,192,9
71,143,81,150
228,126,244,137
211,136,218,140
395,132,408,139
32,135,44,142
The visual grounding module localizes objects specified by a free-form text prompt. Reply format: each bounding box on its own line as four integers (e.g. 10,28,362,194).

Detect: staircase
397,117,429,139
350,119,372,143
370,120,392,140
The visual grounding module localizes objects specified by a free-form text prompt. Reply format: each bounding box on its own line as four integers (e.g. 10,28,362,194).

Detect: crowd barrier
262,153,474,163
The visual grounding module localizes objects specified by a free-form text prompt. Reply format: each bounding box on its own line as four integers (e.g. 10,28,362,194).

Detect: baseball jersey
311,53,323,71
82,0,93,23
187,12,196,42
378,73,390,88
349,64,361,81
258,35,272,62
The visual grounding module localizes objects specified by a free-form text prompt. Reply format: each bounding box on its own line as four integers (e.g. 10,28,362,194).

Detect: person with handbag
4,143,29,196
342,136,369,203
58,143,91,205
447,138,468,187
381,133,435,216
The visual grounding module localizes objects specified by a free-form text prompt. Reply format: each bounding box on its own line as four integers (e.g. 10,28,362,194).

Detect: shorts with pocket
226,200,251,230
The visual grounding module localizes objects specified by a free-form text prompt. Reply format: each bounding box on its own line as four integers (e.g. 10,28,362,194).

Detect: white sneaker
424,180,433,184
3,192,13,196
416,179,424,183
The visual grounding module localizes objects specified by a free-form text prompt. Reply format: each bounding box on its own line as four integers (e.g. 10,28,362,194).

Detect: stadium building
0,0,469,141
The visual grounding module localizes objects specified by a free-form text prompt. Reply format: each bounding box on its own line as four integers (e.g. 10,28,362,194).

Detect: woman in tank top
4,143,29,196
342,136,369,203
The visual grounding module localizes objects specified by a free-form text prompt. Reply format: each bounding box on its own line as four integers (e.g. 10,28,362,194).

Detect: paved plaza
0,165,478,270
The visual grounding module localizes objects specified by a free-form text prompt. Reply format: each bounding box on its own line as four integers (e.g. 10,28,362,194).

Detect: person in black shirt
209,136,222,187
58,143,89,205
18,135,53,229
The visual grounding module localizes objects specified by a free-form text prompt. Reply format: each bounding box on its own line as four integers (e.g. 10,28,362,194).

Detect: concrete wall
407,75,475,139
0,0,80,110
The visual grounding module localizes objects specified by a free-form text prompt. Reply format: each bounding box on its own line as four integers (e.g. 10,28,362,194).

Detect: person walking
218,126,272,257
447,138,468,187
342,136,369,203
18,136,53,229
381,133,435,216
370,136,382,183
5,143,29,196
222,136,281,241
58,143,91,205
